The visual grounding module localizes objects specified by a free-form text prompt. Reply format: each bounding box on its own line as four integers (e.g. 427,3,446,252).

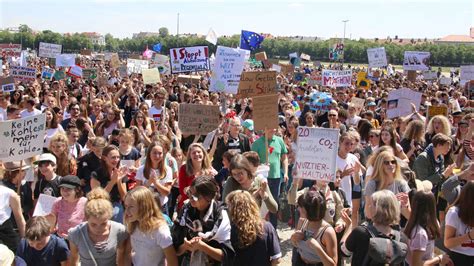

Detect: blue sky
1,0,473,39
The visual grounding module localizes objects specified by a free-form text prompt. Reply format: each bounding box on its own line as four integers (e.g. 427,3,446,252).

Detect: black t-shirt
91,167,126,203
34,176,61,199
120,147,141,161
77,152,102,193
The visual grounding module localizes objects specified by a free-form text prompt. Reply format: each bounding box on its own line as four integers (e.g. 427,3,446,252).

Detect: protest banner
55,54,76,67
80,49,92,56
295,127,339,182
300,53,311,61
309,92,332,112
367,47,388,68
82,68,97,80
237,71,277,97
439,76,452,86
255,51,267,61
110,53,121,68
66,65,83,78
403,51,430,71
252,94,279,131
0,44,21,58
150,54,171,74
53,70,65,81
127,59,149,74
41,68,55,80
460,65,474,82
33,194,57,217
356,71,371,90
422,70,437,80
170,46,210,74
428,106,448,118
407,70,417,82
210,46,247,94
322,69,352,87
386,88,422,118
308,72,322,86
38,42,62,58
177,75,201,85
0,76,15,92
11,66,36,82
0,113,46,162
350,97,365,114
271,64,281,73
141,68,161,84
178,104,220,135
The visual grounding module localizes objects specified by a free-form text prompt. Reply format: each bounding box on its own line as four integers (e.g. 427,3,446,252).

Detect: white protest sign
300,53,311,61
367,47,387,68
295,127,339,182
271,64,281,73
41,68,55,80
127,59,149,74
38,42,62,58
403,51,430,71
460,65,474,81
141,68,161,84
210,46,246,94
439,76,452,86
150,54,171,74
0,114,46,162
10,66,36,82
0,76,15,92
386,88,422,118
206,28,218,45
33,194,57,217
67,65,83,78
322,69,352,87
422,70,437,80
55,54,76,67
170,46,210,74
350,97,365,114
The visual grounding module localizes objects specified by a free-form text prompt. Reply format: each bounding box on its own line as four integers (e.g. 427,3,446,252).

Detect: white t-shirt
136,165,173,205
0,186,14,224
406,225,435,263
131,225,173,266
20,108,42,118
445,206,474,256
336,153,359,205
149,106,163,122
44,126,64,148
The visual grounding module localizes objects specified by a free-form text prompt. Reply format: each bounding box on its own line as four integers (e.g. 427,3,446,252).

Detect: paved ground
276,222,294,265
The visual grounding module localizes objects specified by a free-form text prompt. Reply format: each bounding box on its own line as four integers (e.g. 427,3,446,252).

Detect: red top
178,164,195,210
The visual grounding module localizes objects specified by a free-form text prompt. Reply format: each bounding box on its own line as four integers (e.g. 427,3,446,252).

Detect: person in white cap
33,153,61,198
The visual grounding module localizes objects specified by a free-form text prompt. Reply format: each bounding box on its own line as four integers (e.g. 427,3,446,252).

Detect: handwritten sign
252,94,279,131
66,65,83,78
406,70,417,82
82,68,97,80
367,47,387,68
0,114,46,162
279,64,294,75
150,54,171,74
350,97,365,114
237,71,277,97
141,68,161,84
0,76,15,92
271,64,281,73
55,54,76,67
295,127,339,181
33,194,57,217
41,68,55,80
322,69,352,87
422,70,437,80
386,88,422,118
460,65,474,81
170,46,210,74
255,51,267,61
428,106,448,118
127,59,149,74
300,53,311,61
403,51,430,71
177,75,201,85
118,65,128,78
0,44,21,58
210,46,247,94
38,42,62,58
11,66,36,82
178,104,220,135
439,76,452,86
80,49,92,56
110,53,121,68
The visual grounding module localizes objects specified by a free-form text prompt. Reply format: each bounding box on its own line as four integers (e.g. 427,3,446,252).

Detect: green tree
159,27,169,38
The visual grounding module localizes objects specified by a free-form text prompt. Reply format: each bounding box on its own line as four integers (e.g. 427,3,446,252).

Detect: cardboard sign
55,54,76,67
0,114,46,162
367,47,387,68
350,97,365,114
322,69,352,87
178,104,220,135
422,70,437,80
210,46,247,94
403,51,430,71
141,68,161,84
33,194,57,217
170,46,210,74
0,76,15,92
82,68,97,80
428,106,448,118
237,71,277,97
150,54,171,74
255,51,267,61
279,63,294,75
11,66,36,82
38,42,62,58
300,53,311,61
407,70,417,81
41,68,55,80
110,53,121,68
67,65,83,78
127,59,149,74
177,75,201,85
80,49,92,56
386,88,422,118
460,65,474,81
262,59,272,69
252,94,279,131
0,44,21,58
295,127,339,181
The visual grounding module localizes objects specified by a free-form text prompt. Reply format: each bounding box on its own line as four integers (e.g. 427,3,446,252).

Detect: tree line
1,25,473,66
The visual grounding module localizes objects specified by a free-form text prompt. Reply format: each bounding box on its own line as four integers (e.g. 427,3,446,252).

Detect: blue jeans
112,201,124,223
268,178,281,229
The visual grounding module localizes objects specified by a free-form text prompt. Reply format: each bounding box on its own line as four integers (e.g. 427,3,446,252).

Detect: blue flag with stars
240,30,265,51
152,43,162,53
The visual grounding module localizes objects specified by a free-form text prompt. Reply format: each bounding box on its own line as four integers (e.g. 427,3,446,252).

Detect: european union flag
240,30,265,51
152,43,162,53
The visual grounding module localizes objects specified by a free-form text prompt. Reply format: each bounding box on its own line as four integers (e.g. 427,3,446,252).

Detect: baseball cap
59,175,81,189
34,153,57,165
242,119,254,131
367,102,376,107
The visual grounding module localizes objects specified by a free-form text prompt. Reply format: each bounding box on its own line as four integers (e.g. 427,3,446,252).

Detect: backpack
362,224,408,266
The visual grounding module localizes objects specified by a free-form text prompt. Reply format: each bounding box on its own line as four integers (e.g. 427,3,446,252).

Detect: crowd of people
0,53,473,266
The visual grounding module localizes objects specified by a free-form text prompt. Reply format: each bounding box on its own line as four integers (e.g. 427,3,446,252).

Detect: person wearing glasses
321,109,347,135
60,103,81,130
149,88,167,123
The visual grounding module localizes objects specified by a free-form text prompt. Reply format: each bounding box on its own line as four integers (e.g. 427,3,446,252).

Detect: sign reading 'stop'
170,46,210,74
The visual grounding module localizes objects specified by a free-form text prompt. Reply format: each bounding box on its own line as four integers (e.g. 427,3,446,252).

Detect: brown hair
431,133,452,147
25,216,51,241
455,181,474,227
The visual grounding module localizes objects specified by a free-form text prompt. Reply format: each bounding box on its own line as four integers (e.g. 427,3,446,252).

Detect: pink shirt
51,197,87,237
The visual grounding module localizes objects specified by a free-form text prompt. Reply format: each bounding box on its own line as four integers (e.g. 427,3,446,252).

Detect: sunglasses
369,135,379,138
328,114,337,117
383,160,397,166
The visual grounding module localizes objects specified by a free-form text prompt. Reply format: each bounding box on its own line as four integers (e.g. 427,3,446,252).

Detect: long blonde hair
124,186,164,234
370,150,403,190
226,190,263,248
426,115,451,136
185,143,212,176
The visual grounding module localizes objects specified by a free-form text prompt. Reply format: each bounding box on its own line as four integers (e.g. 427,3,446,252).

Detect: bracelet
437,256,442,264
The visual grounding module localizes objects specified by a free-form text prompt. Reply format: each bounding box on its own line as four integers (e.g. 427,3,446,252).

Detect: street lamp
342,20,349,43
